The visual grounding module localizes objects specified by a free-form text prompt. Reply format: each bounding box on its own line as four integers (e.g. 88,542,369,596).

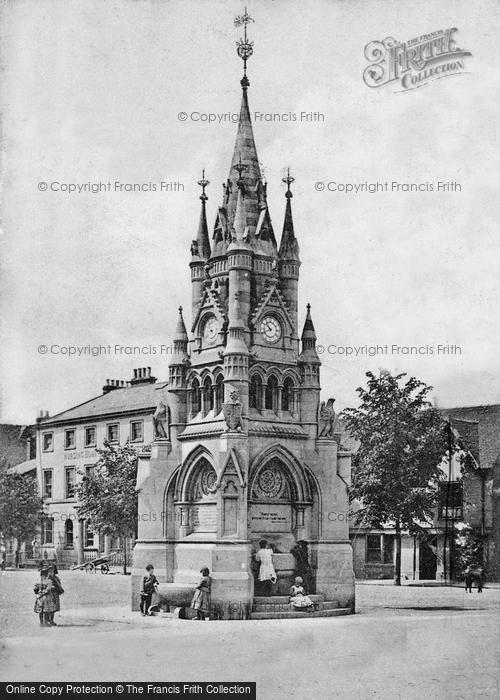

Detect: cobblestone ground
1,571,499,699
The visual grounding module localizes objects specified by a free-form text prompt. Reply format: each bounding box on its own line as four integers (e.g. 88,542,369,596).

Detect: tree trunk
394,520,402,586
14,544,20,569
123,538,127,575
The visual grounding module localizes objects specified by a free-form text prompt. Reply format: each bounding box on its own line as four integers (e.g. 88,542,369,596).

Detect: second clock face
260,315,282,344
203,316,219,344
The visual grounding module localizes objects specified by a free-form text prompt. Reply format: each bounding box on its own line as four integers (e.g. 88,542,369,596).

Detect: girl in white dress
289,576,315,611
254,540,277,596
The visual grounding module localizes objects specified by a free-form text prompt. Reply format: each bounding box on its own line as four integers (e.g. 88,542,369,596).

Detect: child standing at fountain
190,567,211,620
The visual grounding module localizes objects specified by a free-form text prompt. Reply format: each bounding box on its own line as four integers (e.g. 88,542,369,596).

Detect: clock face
203,316,219,345
260,316,282,344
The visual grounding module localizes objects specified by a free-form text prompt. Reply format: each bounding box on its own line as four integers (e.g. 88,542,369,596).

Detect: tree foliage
342,371,456,583
76,441,138,572
0,471,42,564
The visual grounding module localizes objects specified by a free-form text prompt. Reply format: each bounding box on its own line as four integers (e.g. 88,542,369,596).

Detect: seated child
289,576,315,611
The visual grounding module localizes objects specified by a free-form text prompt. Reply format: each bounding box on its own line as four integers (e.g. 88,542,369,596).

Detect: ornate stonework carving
200,466,217,496
252,462,288,500
223,390,243,431
153,401,170,440
318,398,335,438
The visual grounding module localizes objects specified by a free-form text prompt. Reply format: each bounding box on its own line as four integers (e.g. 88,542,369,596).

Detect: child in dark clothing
140,564,159,615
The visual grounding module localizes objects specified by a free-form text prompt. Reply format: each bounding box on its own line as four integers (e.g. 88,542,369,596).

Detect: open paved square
1,571,499,699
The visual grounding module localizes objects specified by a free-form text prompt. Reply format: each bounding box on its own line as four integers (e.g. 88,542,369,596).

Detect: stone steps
249,607,352,620
250,594,351,619
252,600,339,613
253,595,324,605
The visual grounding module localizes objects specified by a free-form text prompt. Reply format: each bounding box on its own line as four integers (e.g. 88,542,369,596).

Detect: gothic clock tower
133,11,355,618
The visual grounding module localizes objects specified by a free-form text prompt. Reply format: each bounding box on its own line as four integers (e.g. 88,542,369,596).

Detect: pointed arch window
191,378,201,416
265,375,279,410
203,376,214,414
214,374,224,415
249,374,263,410
282,377,295,412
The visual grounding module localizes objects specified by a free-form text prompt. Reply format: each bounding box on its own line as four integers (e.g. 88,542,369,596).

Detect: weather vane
234,7,255,79
282,168,295,198
197,169,209,201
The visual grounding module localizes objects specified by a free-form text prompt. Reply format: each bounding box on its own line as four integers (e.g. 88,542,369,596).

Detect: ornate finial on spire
234,7,255,85
197,169,209,202
282,168,295,199
234,153,248,191
306,303,311,312
179,305,183,314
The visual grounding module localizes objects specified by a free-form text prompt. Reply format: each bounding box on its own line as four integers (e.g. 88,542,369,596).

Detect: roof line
444,403,500,410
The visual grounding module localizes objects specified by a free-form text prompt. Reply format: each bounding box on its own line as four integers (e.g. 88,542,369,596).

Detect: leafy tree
76,441,138,574
342,371,454,585
454,524,484,573
0,472,42,567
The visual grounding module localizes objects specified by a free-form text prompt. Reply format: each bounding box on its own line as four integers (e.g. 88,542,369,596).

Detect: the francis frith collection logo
363,28,472,91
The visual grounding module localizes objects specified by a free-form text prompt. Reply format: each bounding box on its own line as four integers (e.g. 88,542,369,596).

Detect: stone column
76,519,85,566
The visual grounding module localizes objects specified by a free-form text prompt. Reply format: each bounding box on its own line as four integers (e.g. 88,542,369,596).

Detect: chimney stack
102,378,130,394
130,366,156,385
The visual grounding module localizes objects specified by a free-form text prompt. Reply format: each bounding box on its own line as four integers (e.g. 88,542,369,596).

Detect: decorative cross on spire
234,7,255,82
197,169,209,202
282,168,295,198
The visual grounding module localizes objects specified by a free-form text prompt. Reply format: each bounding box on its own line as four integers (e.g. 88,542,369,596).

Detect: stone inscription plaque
191,504,217,532
249,504,292,533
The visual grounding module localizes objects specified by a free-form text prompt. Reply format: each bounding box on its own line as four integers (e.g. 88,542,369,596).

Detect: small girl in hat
289,576,315,612
34,567,58,626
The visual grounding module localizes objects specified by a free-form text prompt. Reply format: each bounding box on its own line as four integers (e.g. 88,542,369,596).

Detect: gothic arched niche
186,457,217,502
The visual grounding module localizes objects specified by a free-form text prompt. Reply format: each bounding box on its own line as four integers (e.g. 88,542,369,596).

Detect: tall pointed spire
279,169,300,261
299,303,320,362
192,170,211,260
174,305,188,343
210,10,277,258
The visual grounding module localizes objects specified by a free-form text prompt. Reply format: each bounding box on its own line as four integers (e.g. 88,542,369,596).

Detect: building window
249,375,263,410
85,464,95,479
84,521,95,548
438,481,463,519
191,379,201,415
366,534,382,563
265,375,278,410
42,433,53,452
130,420,143,443
107,424,119,444
84,426,96,447
42,470,53,499
65,519,74,548
281,377,294,412
366,534,394,564
65,467,76,499
383,535,395,564
64,429,76,449
41,517,54,545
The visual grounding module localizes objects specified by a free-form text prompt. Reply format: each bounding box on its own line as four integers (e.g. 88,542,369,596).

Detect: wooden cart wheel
100,563,110,574
85,562,95,573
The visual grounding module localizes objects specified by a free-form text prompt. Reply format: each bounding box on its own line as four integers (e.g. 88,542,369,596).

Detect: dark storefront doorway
419,536,437,580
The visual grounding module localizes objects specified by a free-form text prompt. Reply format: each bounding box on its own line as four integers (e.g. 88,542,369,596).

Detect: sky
1,0,499,424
